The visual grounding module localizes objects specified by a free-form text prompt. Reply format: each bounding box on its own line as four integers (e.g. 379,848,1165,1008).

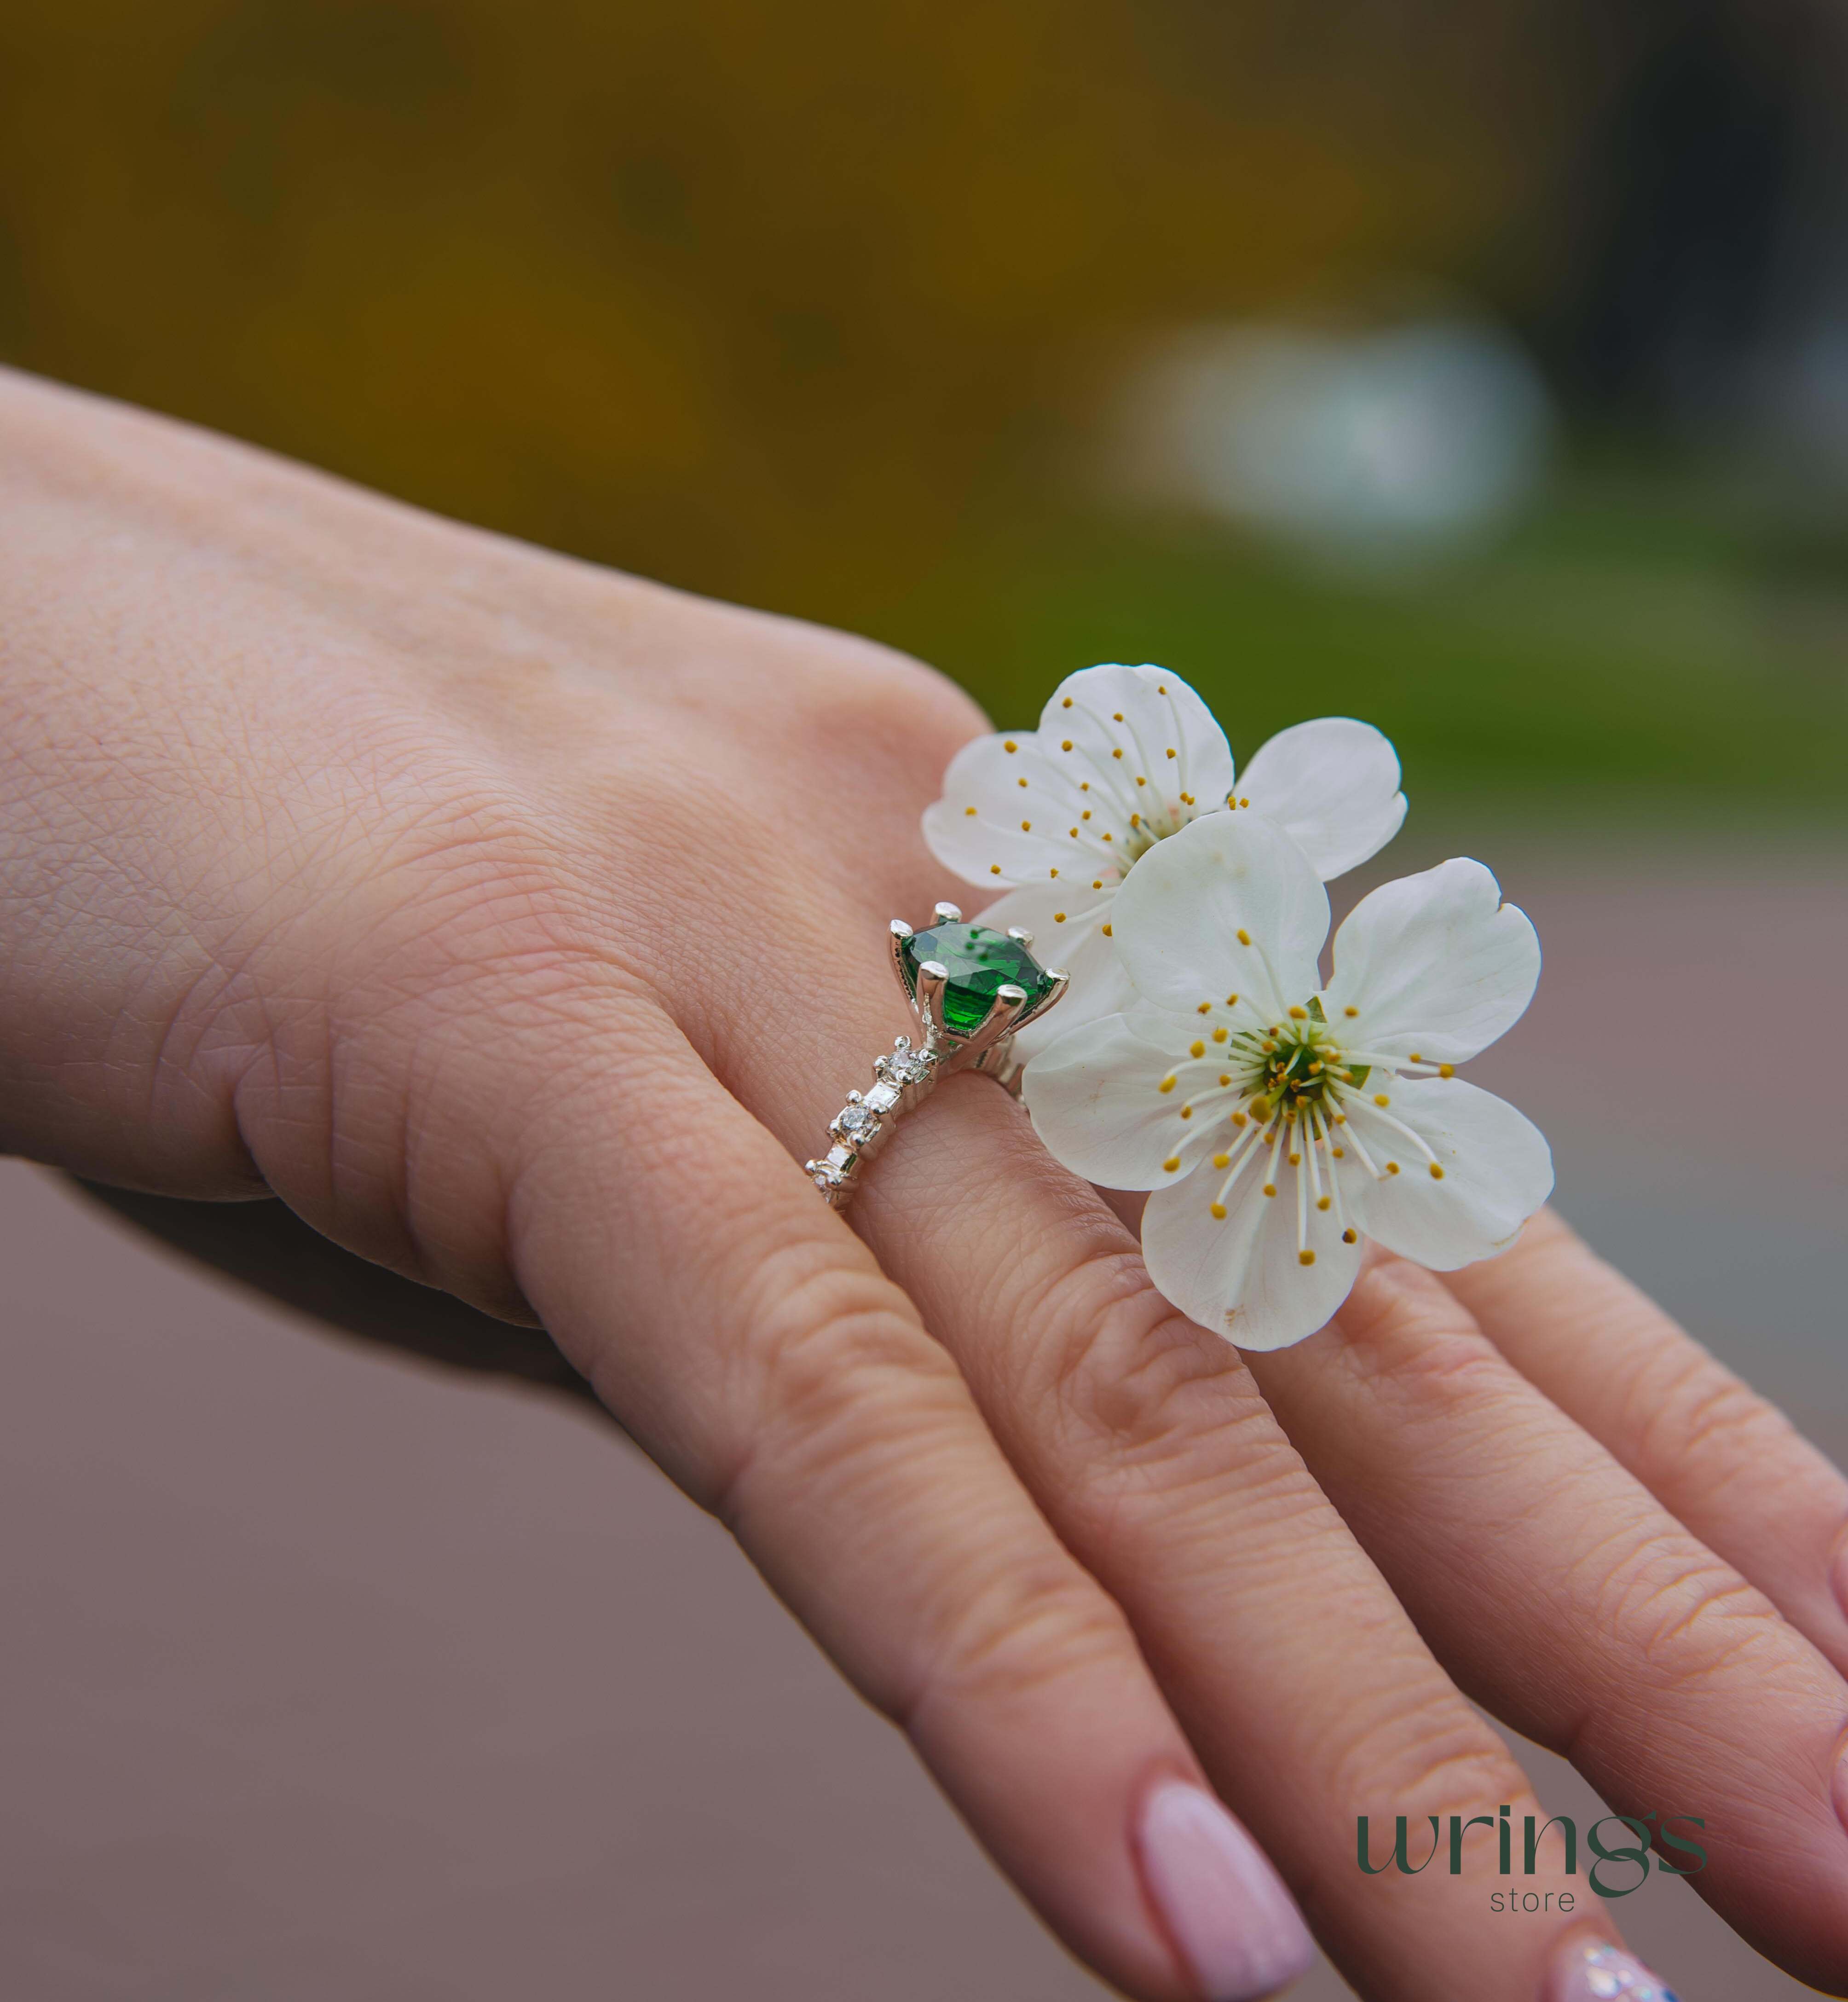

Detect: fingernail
1544,1935,1681,2002
1134,1778,1315,2002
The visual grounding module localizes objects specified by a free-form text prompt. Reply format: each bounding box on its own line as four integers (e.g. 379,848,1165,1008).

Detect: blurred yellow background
3,0,1845,814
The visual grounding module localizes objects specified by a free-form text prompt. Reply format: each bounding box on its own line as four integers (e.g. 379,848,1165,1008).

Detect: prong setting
816,911,1074,1208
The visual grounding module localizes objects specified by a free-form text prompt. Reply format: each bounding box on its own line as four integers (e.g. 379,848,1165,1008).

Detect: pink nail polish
1134,1778,1315,2002
1545,1936,1681,2002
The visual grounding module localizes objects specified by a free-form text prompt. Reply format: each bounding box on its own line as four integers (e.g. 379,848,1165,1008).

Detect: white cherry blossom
921,663,1406,1057
1021,813,1552,1350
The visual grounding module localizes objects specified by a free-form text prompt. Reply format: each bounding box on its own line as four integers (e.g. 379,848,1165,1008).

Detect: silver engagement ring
806,902,1069,1209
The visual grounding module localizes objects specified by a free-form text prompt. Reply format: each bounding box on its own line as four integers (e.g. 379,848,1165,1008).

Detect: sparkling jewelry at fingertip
1133,1779,1315,2002
805,902,1069,1210
1544,1936,1681,2002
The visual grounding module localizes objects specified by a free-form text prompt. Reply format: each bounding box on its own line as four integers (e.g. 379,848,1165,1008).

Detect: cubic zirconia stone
824,1144,852,1169
901,922,1056,1036
838,1104,877,1140
888,1048,932,1084
864,1082,900,1113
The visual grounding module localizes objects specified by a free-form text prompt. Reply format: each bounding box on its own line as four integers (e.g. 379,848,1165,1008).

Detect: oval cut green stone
901,922,1056,1036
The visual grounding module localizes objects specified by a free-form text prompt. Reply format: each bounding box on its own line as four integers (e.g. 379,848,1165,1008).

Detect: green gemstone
901,922,1056,1036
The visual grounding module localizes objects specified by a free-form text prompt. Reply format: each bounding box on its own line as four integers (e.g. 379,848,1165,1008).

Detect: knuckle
1322,1680,1526,1820
1639,1355,1794,1477
1581,1522,1775,1690
903,1546,1135,1730
1337,1256,1510,1410
713,1245,953,1513
1020,1245,1289,1489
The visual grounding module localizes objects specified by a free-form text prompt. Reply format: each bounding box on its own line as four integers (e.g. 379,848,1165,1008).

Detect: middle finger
848,1076,1604,2002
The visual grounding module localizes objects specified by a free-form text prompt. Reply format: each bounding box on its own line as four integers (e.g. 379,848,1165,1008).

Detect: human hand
4,367,1846,2002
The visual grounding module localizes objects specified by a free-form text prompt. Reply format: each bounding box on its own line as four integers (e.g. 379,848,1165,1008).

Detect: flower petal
922,732,1111,887
976,882,1126,1059
1047,662,1236,818
1022,1006,1219,1190
1236,717,1407,880
1324,857,1539,1063
1109,812,1328,1019
1142,1157,1362,1349
1344,1076,1552,1269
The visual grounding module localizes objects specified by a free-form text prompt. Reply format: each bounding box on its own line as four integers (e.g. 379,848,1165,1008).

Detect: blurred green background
4,0,1846,820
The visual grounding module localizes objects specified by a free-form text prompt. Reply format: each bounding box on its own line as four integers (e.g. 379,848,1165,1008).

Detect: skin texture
3,366,1847,2001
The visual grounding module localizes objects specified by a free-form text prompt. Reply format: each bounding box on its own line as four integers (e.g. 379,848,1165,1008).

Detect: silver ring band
806,901,1069,1210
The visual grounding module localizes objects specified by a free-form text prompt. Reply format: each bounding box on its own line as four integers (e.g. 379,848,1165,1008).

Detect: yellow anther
1386,1161,1400,1175
1163,1156,1181,1173
1238,796,1249,808
1004,740,1017,752
1212,1027,1228,1043
1112,747,1124,759
1429,1163,1445,1180
1166,747,1177,759
1018,776,1028,788
1130,813,1141,827
1262,1182,1277,1198
1062,695,1073,707
1236,928,1251,946
1091,879,1103,889
1439,1063,1454,1078
1298,1250,1316,1267
1135,775,1147,786
990,864,1001,875
1409,1052,1421,1063
1212,1153,1231,1169
1190,1040,1205,1058
1101,832,1113,842
1101,923,1113,936
1053,912,1066,923
1288,1151,1301,1166
1112,711,1124,722
1049,867,1059,878
964,805,976,816
1158,1076,1176,1093
1219,1073,1231,1086
1374,1094,1390,1107
1061,739,1073,751
1331,1146,1345,1159
1210,1202,1227,1220
1316,1196,1331,1211
1179,1105,1192,1119
1288,1005,1307,1020
1344,1006,1358,1018
1080,781,1090,792
1196,1001,1211,1014
1225,992,1238,1006
1081,809,1092,820
1020,820,1031,831
1342,1227,1358,1244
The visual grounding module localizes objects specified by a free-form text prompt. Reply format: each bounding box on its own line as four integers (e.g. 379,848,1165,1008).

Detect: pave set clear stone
807,1040,939,1198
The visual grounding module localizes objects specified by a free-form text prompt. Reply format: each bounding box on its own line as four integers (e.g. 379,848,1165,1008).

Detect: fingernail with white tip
1544,1934,1681,2002
1134,1778,1315,2001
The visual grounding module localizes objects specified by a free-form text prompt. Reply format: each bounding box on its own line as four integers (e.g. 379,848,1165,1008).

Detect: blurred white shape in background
1116,316,1555,568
